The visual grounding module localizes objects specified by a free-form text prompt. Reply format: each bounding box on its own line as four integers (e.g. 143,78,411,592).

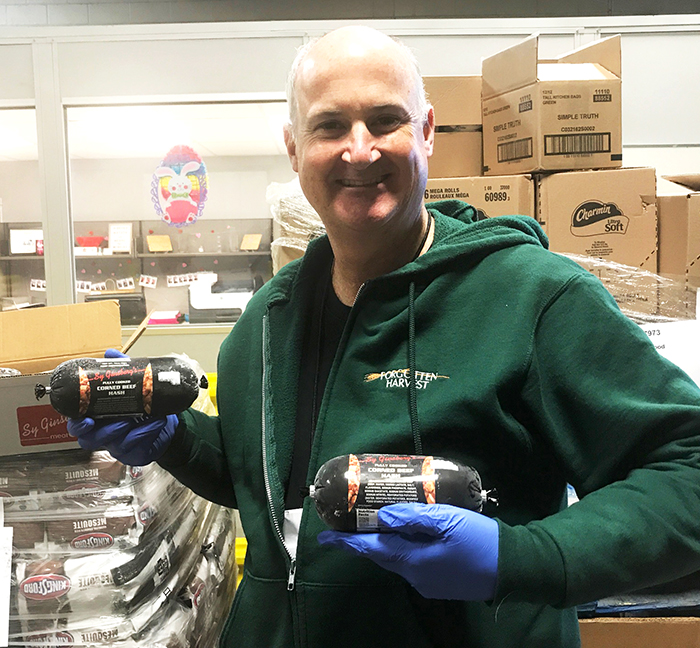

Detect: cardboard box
424,76,484,178
0,300,122,458
579,617,700,648
424,75,482,127
482,34,622,176
656,176,700,319
425,174,535,219
538,167,658,315
429,130,483,178
272,241,305,275
538,167,657,268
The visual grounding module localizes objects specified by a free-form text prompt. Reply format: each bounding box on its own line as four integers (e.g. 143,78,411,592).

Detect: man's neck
329,207,434,306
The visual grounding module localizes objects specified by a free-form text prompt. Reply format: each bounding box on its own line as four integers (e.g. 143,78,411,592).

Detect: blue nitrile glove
317,503,499,601
104,347,127,359
66,347,178,466
67,414,178,466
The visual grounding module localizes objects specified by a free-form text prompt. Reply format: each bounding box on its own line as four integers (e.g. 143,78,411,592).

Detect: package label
639,320,700,388
16,405,71,447
571,199,627,237
351,455,444,531
55,358,154,418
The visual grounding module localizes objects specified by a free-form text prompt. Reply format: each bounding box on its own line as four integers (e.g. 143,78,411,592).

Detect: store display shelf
74,254,135,259
137,251,269,258
0,255,44,261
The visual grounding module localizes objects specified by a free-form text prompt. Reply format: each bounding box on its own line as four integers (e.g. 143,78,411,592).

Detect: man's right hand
66,347,178,466
67,414,178,466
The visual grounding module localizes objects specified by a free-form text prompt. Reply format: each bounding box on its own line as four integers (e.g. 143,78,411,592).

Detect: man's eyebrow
307,104,410,122
306,110,344,123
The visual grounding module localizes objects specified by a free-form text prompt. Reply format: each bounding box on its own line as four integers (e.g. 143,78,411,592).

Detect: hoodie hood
266,199,549,305
417,199,548,273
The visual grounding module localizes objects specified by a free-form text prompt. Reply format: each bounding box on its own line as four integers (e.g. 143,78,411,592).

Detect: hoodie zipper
261,312,297,591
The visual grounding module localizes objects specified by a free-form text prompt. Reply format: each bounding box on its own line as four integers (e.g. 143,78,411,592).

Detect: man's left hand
317,502,499,601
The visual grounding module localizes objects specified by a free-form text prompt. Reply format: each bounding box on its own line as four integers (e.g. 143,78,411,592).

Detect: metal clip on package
34,356,209,418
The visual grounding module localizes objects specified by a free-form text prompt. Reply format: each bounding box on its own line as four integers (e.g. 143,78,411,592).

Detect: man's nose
341,122,380,167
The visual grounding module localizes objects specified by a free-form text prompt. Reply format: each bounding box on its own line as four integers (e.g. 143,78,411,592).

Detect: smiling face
284,28,434,241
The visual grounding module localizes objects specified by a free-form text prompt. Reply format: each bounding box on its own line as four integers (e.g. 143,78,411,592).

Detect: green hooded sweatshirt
160,200,700,648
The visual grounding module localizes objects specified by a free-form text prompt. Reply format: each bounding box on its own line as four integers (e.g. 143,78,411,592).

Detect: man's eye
317,121,343,132
374,115,402,131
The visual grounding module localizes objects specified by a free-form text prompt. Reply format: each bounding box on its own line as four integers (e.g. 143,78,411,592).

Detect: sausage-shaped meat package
309,453,494,532
35,356,208,418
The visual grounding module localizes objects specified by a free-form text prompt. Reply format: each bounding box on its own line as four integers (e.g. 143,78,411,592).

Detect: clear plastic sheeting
267,178,325,274
559,253,698,325
3,451,237,647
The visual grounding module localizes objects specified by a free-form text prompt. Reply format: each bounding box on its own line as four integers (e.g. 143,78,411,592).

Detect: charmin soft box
425,175,535,220
538,167,657,268
482,34,622,176
0,300,123,457
537,167,658,315
424,75,483,178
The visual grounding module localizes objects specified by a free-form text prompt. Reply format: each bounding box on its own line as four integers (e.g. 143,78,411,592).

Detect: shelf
137,251,269,258
75,254,135,260
0,255,45,261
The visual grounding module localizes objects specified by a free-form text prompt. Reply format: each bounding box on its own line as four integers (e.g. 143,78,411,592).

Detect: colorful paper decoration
151,145,208,226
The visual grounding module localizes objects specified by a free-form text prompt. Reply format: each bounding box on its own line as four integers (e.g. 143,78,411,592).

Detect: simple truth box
482,34,622,176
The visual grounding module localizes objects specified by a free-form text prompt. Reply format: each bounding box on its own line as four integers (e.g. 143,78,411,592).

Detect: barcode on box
544,133,611,156
497,137,533,162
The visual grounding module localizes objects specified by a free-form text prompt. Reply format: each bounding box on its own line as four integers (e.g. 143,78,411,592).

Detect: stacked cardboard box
481,35,622,176
477,34,662,316
424,74,537,221
424,75,483,179
656,175,700,318
0,301,123,456
425,174,535,220
537,166,658,315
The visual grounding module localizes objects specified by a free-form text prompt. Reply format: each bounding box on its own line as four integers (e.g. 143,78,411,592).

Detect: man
69,26,700,648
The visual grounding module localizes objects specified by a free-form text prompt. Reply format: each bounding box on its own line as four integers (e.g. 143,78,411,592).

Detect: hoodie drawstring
408,281,423,454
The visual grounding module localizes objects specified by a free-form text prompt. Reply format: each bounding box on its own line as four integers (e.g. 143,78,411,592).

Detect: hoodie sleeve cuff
493,520,568,608
157,414,194,470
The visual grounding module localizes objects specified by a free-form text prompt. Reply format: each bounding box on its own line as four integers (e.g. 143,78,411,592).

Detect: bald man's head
285,26,430,137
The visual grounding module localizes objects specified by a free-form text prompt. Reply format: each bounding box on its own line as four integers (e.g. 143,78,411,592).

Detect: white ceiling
0,102,290,162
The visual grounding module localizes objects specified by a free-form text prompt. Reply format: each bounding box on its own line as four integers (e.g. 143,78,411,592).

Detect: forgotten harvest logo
364,368,449,389
570,200,628,237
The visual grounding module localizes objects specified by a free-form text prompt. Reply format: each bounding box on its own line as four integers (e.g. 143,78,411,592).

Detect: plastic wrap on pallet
267,178,326,274
560,253,697,325
2,371,237,647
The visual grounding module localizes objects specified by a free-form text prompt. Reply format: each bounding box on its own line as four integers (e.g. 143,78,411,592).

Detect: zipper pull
287,558,297,591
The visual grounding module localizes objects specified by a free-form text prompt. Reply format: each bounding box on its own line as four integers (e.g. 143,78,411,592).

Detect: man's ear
423,106,435,157
283,123,299,172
